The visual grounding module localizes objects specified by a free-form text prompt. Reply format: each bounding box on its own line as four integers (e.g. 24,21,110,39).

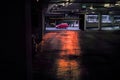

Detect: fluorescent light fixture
90,5,94,9
115,4,119,6
115,1,120,6
66,2,69,6
104,3,110,7
62,3,65,6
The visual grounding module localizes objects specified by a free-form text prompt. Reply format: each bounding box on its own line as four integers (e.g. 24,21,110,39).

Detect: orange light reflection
55,31,81,80
56,58,80,80
60,31,81,56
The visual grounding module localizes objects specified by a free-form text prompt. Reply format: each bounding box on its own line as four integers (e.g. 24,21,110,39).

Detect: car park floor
32,30,120,80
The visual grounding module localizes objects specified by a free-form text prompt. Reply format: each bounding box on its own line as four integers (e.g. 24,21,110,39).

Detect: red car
55,23,69,29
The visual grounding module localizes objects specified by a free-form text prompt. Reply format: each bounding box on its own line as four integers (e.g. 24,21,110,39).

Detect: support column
54,20,56,25
42,9,45,36
8,0,27,79
79,15,81,29
25,0,32,80
38,6,47,42
38,6,43,42
98,13,102,30
79,14,85,31
84,13,87,31
111,15,114,27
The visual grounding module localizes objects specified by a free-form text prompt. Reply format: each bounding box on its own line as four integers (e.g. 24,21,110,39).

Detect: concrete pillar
98,13,102,30
42,9,45,36
73,22,75,27
8,0,31,79
111,15,114,27
38,6,48,41
25,0,32,80
79,14,85,31
79,16,81,29
54,20,56,25
84,13,87,31
38,6,43,42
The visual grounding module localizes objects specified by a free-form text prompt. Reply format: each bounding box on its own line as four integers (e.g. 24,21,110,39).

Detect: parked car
55,23,69,29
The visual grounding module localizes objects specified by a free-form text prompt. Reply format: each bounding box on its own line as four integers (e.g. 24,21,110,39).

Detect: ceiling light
110,4,114,7
115,1,120,6
90,5,94,9
62,3,65,6
117,1,120,3
115,4,119,6
104,3,110,7
36,0,39,2
66,2,69,6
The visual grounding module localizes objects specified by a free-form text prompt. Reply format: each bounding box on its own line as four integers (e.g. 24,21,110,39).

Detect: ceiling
49,0,116,3
44,0,120,15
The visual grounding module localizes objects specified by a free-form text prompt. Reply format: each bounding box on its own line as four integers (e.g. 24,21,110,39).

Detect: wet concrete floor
32,30,120,80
